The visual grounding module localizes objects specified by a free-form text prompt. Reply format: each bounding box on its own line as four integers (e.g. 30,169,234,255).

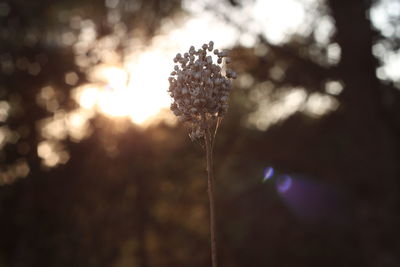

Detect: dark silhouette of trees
1,0,400,266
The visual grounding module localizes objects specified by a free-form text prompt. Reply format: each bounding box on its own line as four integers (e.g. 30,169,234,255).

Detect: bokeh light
69,0,343,128
1,0,399,265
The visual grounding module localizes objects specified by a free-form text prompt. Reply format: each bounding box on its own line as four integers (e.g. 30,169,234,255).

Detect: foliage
1,0,400,266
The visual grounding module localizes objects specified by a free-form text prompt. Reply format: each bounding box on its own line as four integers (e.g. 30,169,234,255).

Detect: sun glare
73,0,318,126
75,50,172,125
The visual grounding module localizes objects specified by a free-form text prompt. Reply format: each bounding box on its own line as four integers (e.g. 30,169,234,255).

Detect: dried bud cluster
168,41,236,140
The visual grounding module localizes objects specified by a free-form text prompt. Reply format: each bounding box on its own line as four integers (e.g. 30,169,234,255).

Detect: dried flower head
168,41,236,141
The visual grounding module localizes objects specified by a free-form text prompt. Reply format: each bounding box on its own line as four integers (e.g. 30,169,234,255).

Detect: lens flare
263,166,275,181
276,175,292,193
275,175,347,223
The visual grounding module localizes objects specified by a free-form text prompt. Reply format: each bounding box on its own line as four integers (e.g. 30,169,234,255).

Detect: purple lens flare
263,166,275,182
276,175,293,193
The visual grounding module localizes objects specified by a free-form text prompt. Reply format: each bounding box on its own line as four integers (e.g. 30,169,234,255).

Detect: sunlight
73,0,320,126
125,51,172,124
72,2,241,125
75,50,172,125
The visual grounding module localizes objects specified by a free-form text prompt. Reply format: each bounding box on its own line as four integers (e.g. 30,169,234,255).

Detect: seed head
168,41,236,140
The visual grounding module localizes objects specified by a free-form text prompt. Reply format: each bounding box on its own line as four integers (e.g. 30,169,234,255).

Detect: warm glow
72,4,242,125
73,0,319,125
75,50,172,125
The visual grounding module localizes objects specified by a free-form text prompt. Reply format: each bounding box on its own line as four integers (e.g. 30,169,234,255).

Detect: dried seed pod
168,41,237,140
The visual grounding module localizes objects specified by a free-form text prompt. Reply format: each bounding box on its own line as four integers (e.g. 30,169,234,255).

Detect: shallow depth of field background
1,0,400,266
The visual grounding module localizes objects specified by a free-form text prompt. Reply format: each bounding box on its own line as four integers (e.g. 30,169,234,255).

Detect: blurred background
1,0,400,266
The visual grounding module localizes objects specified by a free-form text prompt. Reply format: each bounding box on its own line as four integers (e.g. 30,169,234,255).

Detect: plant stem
205,121,218,267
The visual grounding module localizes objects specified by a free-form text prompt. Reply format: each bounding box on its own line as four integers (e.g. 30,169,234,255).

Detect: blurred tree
1,0,400,266
218,0,400,266
0,0,185,266
0,0,182,179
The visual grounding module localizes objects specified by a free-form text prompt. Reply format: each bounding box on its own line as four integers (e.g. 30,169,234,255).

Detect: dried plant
168,41,236,267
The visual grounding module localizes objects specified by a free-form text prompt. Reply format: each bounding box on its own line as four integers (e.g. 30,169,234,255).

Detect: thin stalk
204,120,218,267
